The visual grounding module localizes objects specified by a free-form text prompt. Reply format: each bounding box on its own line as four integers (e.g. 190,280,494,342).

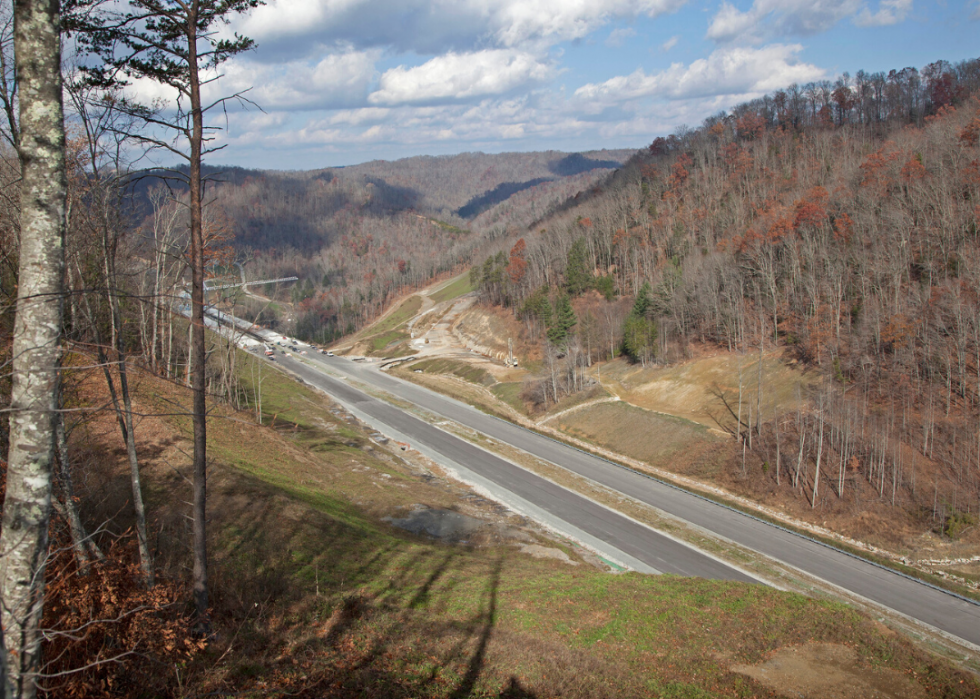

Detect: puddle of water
387,507,487,541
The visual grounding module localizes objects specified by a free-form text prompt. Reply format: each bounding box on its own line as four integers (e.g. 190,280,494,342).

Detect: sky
164,0,980,170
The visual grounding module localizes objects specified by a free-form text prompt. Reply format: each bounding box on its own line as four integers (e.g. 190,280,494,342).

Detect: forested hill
471,57,980,528
177,148,633,341
185,149,634,252
333,150,632,216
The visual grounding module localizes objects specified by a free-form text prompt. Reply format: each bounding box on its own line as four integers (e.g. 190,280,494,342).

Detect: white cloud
854,0,912,26
325,108,392,126
574,44,825,103
707,2,763,43
216,50,379,111
124,49,379,113
235,93,595,154
232,0,687,57
606,27,637,47
489,0,686,48
661,35,680,51
368,50,556,106
706,0,908,43
969,0,979,20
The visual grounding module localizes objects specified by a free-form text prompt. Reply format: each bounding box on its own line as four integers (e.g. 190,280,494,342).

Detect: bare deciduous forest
471,57,980,543
1,0,979,691
186,149,633,343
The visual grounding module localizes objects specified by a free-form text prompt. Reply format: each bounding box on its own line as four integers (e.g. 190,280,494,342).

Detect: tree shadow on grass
133,455,544,697
284,551,531,699
449,555,502,698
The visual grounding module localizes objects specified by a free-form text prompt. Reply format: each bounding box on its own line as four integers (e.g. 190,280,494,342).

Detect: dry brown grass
595,350,817,432
58,356,980,698
557,400,731,479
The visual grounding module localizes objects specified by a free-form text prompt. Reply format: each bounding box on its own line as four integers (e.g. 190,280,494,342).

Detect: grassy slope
597,352,815,432
557,401,728,479
430,273,475,305
410,357,496,387
117,354,980,698
354,295,424,353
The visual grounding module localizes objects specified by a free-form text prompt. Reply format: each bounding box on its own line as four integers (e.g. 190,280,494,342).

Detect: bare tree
77,0,262,632
0,0,67,694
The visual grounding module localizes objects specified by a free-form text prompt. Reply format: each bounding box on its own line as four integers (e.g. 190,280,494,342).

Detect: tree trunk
167,311,173,379
736,356,743,444
794,424,806,489
103,230,154,587
187,4,210,633
757,315,764,438
54,413,99,567
773,401,781,486
116,361,154,585
812,407,825,508
0,1,67,694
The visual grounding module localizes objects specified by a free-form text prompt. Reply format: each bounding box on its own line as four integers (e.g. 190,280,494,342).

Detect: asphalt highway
278,353,752,581
280,352,980,648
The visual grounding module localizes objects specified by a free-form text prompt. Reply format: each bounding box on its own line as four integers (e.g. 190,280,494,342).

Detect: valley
2,10,979,694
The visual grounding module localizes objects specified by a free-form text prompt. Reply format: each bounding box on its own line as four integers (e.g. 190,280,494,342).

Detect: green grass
350,295,424,354
429,218,469,235
369,295,423,335
542,385,611,417
430,273,474,305
369,328,410,352
557,400,727,478
133,354,980,698
491,381,525,413
408,357,495,387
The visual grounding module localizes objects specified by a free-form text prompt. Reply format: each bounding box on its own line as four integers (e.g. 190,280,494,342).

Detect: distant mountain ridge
316,148,636,218
138,147,635,343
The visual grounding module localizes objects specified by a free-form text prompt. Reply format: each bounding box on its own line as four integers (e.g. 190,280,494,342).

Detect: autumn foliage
473,57,980,527
39,531,201,697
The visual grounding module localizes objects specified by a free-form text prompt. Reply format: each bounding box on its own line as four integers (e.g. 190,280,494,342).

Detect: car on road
326,351,334,357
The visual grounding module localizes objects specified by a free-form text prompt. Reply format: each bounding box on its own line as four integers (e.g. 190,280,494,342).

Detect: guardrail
203,276,298,292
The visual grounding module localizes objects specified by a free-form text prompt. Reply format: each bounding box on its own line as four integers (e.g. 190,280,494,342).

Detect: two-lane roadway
278,351,980,649
280,353,752,581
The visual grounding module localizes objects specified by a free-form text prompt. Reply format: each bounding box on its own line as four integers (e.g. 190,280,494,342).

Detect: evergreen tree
548,293,577,346
565,237,591,296
520,286,552,327
75,0,263,633
595,274,615,300
622,314,656,364
631,281,653,317
622,282,657,364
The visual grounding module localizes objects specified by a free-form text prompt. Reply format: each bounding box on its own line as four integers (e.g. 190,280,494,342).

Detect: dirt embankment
338,280,980,594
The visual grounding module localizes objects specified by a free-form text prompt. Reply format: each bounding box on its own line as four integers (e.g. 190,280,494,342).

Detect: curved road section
282,353,980,648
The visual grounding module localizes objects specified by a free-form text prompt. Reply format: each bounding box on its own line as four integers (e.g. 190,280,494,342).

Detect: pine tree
565,237,591,296
520,286,552,327
75,0,263,634
631,281,653,317
622,282,657,365
548,293,577,346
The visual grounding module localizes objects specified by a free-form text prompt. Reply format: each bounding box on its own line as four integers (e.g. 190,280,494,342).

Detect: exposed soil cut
731,642,927,699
